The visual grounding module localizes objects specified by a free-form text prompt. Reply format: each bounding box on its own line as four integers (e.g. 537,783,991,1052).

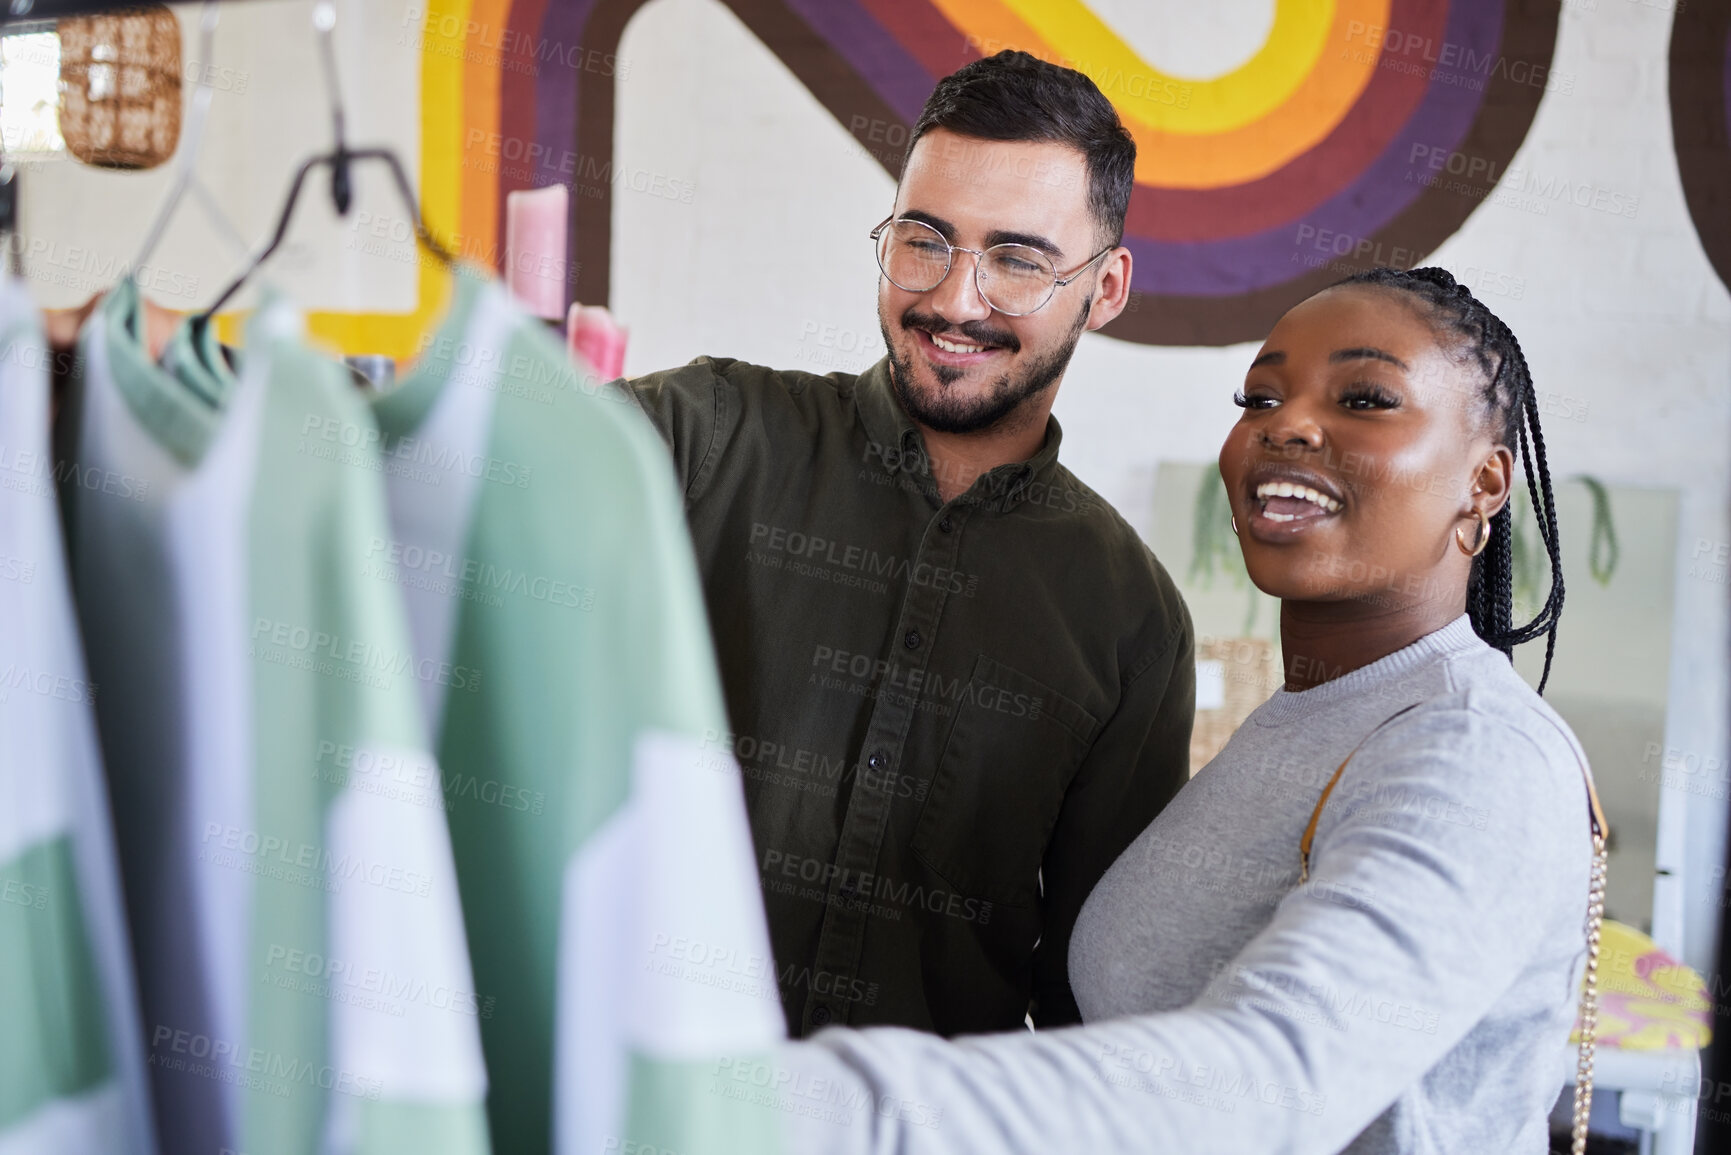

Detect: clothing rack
1,0,266,23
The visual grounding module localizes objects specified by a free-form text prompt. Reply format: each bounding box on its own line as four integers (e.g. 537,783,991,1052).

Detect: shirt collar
854,357,1066,513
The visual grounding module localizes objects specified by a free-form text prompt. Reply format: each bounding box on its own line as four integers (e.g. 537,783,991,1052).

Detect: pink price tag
505,185,569,320
567,303,628,380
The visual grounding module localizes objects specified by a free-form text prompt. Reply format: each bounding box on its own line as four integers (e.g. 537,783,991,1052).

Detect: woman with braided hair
1335,266,1567,689
765,267,1603,1154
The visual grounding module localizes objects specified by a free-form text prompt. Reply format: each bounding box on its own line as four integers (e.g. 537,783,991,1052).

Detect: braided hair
1337,266,1564,693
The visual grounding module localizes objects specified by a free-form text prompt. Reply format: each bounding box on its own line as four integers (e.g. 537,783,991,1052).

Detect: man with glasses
626,51,1194,1039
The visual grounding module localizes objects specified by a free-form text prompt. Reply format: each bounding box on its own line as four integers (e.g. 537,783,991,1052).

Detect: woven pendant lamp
58,5,181,169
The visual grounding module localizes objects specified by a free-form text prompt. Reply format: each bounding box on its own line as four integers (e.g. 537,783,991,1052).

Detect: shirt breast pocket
911,655,1100,910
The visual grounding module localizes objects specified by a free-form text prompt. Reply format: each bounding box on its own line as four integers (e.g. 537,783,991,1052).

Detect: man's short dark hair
906,50,1136,247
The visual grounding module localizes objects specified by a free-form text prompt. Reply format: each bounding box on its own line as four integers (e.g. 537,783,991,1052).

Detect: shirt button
811,1005,832,1026
939,516,954,533
839,881,858,899
904,629,921,649
868,751,887,771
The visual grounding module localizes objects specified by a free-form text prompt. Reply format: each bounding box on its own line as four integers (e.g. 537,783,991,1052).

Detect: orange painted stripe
459,0,512,265
942,0,1386,190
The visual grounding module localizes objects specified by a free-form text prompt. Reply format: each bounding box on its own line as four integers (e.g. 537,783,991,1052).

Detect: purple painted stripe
1722,18,1730,128
533,0,597,191
1128,0,1503,296
785,0,935,124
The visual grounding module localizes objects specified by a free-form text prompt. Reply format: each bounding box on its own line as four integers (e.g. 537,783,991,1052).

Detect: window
1,27,65,156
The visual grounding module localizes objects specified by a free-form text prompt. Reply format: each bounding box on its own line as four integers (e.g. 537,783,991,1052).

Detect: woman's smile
1241,463,1347,539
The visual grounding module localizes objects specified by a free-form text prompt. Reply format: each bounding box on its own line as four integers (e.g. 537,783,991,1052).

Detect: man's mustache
900,309,1019,353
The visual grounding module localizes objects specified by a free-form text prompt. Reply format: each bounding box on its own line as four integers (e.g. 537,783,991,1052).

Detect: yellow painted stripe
217,0,466,356
994,0,1336,136
936,0,1384,188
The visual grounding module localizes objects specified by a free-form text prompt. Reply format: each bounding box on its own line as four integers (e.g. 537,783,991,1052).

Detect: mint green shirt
371,270,782,1155
63,279,490,1155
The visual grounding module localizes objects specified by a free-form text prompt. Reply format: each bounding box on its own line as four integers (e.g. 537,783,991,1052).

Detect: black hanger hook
192,4,456,324
313,2,352,216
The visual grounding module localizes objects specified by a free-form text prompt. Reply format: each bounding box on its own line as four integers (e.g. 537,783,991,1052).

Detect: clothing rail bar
1,0,269,24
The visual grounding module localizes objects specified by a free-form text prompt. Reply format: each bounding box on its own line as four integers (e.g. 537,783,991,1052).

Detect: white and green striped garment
61,278,490,1155
0,273,155,1154
370,268,783,1155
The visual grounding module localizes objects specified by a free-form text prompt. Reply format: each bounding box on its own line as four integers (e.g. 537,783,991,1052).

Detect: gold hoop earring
1230,515,1239,537
1455,508,1490,557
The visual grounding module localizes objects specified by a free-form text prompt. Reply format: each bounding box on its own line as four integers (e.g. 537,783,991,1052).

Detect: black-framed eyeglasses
869,215,1114,317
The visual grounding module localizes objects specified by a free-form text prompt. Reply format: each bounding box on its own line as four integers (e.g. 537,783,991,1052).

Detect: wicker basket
1189,636,1282,775
58,6,181,170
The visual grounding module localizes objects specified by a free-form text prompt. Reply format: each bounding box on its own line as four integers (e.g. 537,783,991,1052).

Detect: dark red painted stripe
495,0,553,274
861,0,977,80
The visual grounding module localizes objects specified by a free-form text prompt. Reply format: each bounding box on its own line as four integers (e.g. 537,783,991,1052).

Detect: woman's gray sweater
779,616,1595,1153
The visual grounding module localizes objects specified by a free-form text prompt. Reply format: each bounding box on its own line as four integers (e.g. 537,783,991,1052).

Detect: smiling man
625,51,1194,1038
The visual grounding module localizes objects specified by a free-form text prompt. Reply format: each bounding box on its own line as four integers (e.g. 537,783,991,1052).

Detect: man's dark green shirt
627,356,1194,1038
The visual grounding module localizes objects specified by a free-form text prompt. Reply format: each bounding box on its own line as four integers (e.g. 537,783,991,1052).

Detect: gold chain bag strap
1296,707,1610,1155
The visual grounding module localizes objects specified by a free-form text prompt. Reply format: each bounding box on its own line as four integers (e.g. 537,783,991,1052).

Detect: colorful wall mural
720,0,1565,345
1672,0,1731,292
282,1,1593,353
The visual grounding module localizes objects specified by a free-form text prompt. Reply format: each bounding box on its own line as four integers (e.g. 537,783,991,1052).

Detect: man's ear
1085,247,1133,332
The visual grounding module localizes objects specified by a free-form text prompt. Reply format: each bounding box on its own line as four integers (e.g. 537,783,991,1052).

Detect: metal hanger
0,23,20,270
195,2,454,322
129,2,249,277
0,157,16,276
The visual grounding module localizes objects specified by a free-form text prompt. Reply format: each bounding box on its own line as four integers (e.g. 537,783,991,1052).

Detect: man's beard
882,297,1091,435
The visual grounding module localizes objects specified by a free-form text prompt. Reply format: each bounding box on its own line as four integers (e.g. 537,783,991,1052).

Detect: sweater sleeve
770,703,1590,1155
